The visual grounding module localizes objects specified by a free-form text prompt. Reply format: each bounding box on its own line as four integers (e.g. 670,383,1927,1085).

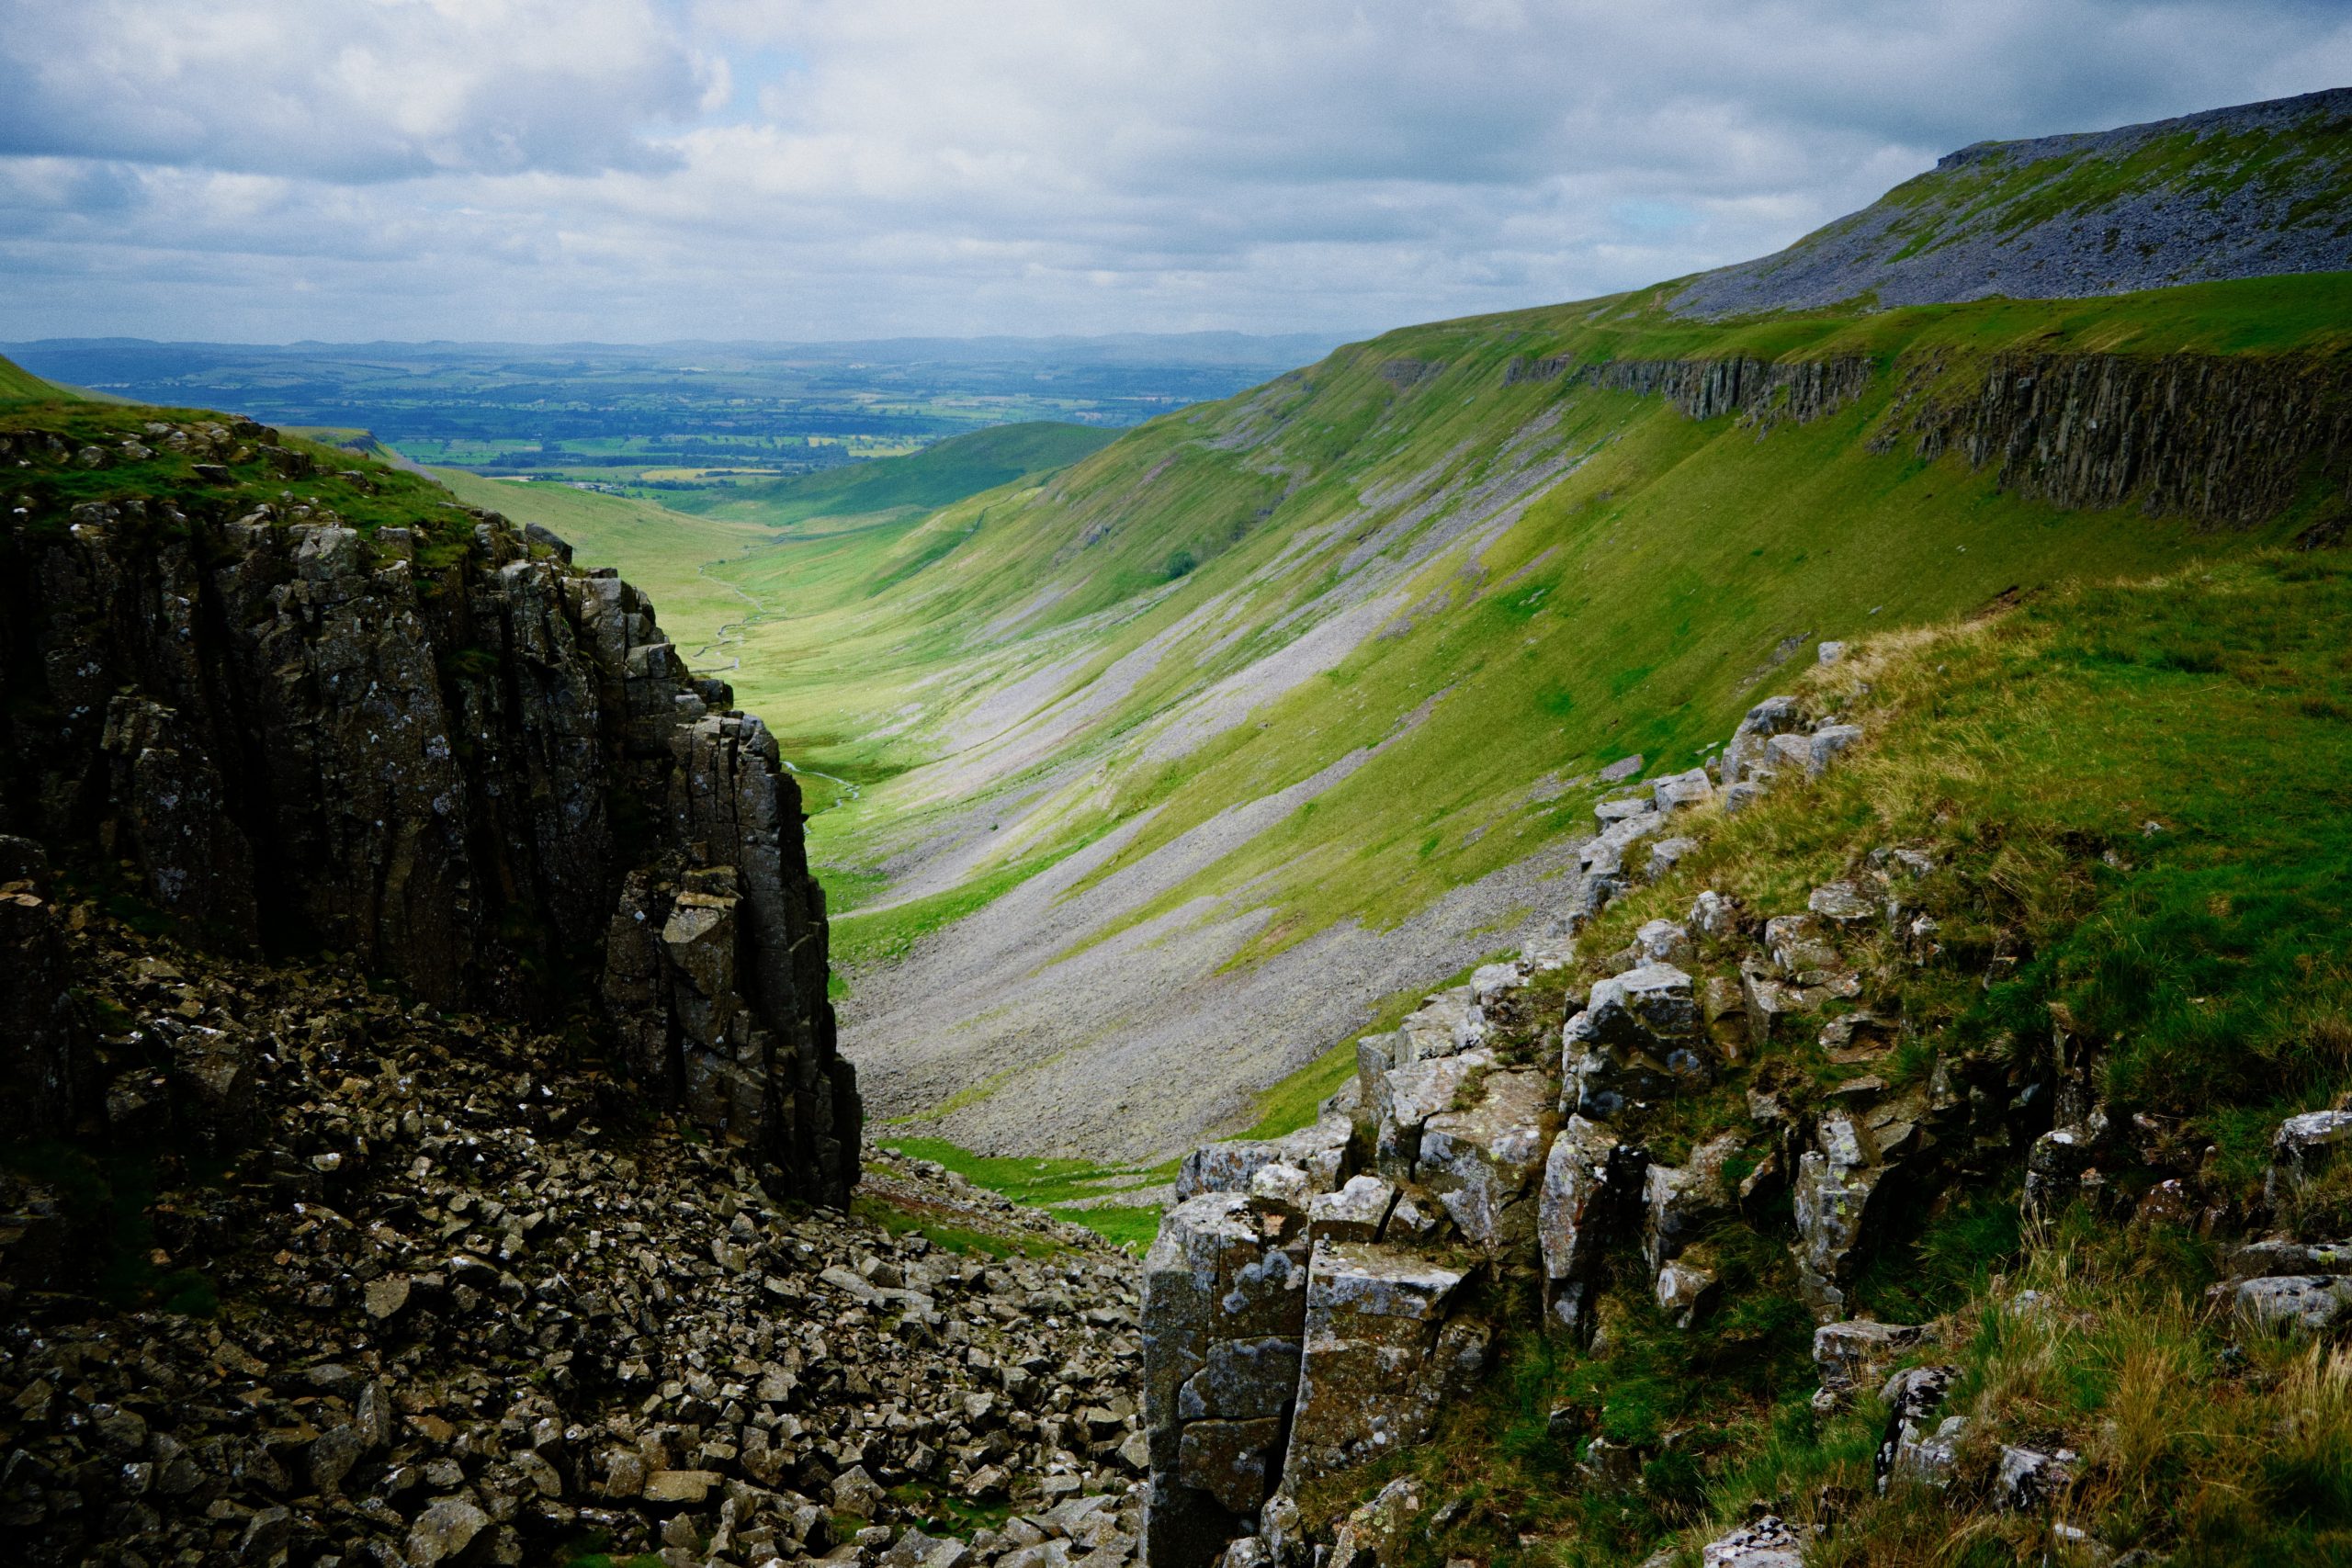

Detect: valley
8,77,2352,1568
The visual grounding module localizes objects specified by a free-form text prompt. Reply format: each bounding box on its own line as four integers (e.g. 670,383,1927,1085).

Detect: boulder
1307,1175,1399,1245
1720,696,1804,786
1374,1049,1498,1177
1415,1067,1551,1254
1656,1254,1719,1327
1142,1194,1313,1568
1642,1132,1743,1271
1651,767,1714,814
1701,1515,1807,1568
1176,1113,1356,1201
2267,1110,2352,1207
1282,1244,1474,1490
2232,1274,2352,1333
1994,1444,2077,1512
1811,1320,1931,1411
1539,1116,1645,1334
1565,964,1707,1118
1792,1114,1892,1322
1326,1477,1423,1568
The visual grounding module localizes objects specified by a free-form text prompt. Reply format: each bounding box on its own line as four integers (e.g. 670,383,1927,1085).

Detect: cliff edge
0,393,859,1205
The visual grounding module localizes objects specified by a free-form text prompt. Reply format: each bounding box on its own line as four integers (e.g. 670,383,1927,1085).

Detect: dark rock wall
0,494,858,1204
1509,345,2352,530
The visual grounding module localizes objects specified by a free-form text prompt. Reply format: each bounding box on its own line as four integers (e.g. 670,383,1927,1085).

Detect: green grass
849,1193,1061,1260
508,266,2352,1146
1347,548,2352,1566
0,353,71,403
884,1136,1176,1249
676,422,1119,527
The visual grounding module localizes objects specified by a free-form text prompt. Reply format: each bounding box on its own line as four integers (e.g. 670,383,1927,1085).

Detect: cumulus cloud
1,0,2347,341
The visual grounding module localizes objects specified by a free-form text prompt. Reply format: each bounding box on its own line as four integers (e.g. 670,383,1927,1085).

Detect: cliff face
1520,345,2352,532
0,413,857,1204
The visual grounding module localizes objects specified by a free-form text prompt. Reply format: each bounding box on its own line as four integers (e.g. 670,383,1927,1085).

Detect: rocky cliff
1515,343,2352,534
1670,86,2352,318
0,405,858,1204
1138,630,2352,1567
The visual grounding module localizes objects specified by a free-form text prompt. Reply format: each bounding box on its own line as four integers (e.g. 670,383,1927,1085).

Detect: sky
2,0,2348,344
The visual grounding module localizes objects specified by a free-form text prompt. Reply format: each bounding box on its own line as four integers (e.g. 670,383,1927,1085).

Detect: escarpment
1504,344,2352,530
0,413,857,1204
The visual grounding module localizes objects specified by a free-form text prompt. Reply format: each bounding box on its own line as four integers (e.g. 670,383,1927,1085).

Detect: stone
405,1497,491,1567
1308,1175,1398,1245
1326,1477,1422,1568
1599,755,1645,784
1651,767,1714,814
1565,964,1706,1118
1646,836,1698,881
881,1530,973,1568
1792,1115,1891,1322
1656,1257,1718,1326
1688,889,1740,938
1875,1366,1959,1492
2233,1274,2352,1332
1721,695,1804,786
1634,919,1690,964
647,1468,725,1504
365,1274,413,1320
1176,1113,1355,1201
1811,1320,1931,1410
1415,1067,1550,1254
1177,1417,1285,1514
1806,881,1875,925
1540,1116,1645,1334
1374,1049,1498,1175
1283,1244,1469,1489
1595,795,1656,825
1995,1444,2077,1512
1701,1515,1807,1567
1818,640,1848,665
2267,1110,2352,1206
1642,1134,1742,1270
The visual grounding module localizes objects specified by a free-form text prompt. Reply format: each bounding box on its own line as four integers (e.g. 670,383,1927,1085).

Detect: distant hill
674,421,1121,526
1671,85,2352,317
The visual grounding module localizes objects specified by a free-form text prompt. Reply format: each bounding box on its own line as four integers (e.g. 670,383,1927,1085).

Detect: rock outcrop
0,415,856,1203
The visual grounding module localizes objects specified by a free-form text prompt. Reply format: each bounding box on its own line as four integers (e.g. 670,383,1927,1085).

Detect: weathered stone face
1142,1195,1314,1568
1538,1114,1645,1334
1,500,855,1204
1564,964,1708,1117
1281,1243,1471,1492
1415,1068,1552,1255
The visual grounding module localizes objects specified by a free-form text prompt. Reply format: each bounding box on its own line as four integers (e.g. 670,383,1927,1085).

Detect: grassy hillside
674,420,1119,526
527,268,2345,1159
0,353,71,403
1339,549,2352,1567
1671,86,2352,317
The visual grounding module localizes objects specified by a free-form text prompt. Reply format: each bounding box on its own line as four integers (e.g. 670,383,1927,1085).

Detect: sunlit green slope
466,257,2352,1158
0,353,74,403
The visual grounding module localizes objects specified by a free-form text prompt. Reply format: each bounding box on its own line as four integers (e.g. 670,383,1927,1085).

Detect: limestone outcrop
0,419,856,1203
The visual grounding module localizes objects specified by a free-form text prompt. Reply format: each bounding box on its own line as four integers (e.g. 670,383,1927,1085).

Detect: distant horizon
1,328,1362,355
6,3,2347,343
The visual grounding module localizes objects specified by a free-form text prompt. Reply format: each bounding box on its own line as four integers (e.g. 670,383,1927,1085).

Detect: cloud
1,0,2347,341
0,0,709,181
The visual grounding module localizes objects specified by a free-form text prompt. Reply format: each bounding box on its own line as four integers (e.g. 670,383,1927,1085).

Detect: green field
461,270,2352,1145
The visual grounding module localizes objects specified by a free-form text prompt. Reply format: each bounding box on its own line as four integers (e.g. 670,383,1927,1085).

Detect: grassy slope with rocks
1669,86,2352,317
479,265,2352,1168
1318,548,2352,1568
